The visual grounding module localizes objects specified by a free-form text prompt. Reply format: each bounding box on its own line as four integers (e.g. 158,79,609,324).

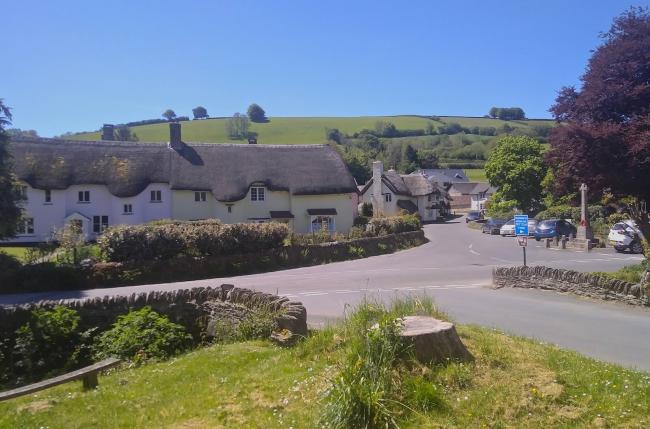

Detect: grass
464,168,487,182
0,246,30,262
594,261,648,284
68,116,555,145
2,297,649,428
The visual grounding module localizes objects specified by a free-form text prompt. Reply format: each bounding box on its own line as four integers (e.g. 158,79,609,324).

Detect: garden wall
492,266,649,307
1,230,426,293
0,284,307,341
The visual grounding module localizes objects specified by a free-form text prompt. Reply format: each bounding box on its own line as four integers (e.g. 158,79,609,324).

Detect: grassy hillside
68,115,554,145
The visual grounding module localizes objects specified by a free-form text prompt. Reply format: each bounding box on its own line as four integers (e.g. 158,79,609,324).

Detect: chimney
101,124,115,141
248,136,257,144
169,122,182,150
371,161,384,217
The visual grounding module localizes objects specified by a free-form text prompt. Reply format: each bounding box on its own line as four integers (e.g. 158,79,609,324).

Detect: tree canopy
162,109,177,121
247,104,266,123
0,99,22,240
485,135,546,214
488,107,526,120
226,113,250,139
546,7,650,256
192,106,208,120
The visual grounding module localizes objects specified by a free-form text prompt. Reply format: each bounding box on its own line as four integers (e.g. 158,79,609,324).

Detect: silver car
500,219,515,236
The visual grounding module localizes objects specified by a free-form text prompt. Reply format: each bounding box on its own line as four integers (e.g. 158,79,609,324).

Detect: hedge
368,214,421,235
98,220,290,263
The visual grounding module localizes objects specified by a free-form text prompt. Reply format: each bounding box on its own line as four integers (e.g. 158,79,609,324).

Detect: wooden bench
0,358,121,402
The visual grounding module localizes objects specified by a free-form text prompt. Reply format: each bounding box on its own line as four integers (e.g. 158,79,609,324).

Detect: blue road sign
514,215,529,236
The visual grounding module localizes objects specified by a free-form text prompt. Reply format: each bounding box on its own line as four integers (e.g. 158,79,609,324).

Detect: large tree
162,109,177,121
226,113,250,139
485,135,546,214
246,104,266,123
0,99,22,239
192,106,208,120
547,7,650,264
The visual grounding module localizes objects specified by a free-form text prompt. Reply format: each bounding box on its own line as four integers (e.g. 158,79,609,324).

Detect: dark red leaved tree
547,7,650,263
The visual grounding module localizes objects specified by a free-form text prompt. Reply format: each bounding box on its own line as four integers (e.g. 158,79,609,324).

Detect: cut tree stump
399,316,473,364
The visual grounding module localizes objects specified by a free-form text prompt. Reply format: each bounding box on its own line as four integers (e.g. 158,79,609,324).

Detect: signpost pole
514,214,529,267
523,246,526,267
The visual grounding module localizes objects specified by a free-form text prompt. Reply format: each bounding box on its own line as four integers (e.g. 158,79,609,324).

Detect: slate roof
449,182,496,195
417,168,469,184
9,137,358,201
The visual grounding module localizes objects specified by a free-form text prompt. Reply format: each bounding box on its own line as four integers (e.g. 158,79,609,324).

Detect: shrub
99,220,290,263
361,203,373,217
93,307,192,363
353,216,369,227
368,214,421,236
10,306,94,385
607,213,630,226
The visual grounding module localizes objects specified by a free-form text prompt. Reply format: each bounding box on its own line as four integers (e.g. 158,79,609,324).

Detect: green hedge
368,214,421,235
99,220,290,263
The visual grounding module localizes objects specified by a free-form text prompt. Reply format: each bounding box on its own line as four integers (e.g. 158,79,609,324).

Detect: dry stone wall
0,284,307,340
493,266,649,307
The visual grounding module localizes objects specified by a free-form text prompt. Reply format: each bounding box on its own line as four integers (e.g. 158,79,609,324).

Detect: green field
465,168,487,182
0,246,30,262
68,116,554,145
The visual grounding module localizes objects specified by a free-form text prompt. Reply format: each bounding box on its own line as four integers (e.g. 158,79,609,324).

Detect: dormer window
78,190,90,203
250,186,265,202
44,189,52,204
195,191,207,202
15,185,28,201
384,193,392,203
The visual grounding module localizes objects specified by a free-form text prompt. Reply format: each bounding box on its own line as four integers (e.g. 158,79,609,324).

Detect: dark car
534,219,577,241
482,218,506,235
466,211,484,223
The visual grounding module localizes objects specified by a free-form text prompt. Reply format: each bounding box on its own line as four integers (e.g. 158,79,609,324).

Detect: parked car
527,219,538,236
608,220,644,254
500,219,515,236
534,219,577,241
466,211,484,223
482,218,507,235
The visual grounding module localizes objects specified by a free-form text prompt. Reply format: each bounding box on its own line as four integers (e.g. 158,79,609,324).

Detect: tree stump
399,316,472,364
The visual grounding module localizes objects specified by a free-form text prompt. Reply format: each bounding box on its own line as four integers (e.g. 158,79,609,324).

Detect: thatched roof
360,170,444,198
9,137,358,201
397,199,418,213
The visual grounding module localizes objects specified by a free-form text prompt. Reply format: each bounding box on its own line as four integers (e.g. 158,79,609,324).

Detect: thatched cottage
5,123,358,243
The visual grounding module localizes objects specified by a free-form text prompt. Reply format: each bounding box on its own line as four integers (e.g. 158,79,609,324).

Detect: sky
3,0,646,136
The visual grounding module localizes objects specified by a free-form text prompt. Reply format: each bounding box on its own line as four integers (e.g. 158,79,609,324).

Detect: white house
447,182,496,211
358,161,449,222
5,123,359,243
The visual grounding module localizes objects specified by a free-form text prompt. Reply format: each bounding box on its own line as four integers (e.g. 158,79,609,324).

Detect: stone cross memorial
577,183,593,240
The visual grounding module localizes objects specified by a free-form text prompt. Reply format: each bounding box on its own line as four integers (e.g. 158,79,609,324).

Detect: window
384,193,392,203
78,190,90,203
310,216,335,233
16,217,34,235
250,187,265,202
150,190,162,202
195,191,207,202
93,215,109,234
44,189,52,203
15,185,28,201
123,204,133,214
227,205,233,213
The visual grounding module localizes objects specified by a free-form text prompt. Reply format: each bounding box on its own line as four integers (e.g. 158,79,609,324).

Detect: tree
162,109,177,121
0,99,22,240
547,7,650,264
325,128,343,144
114,125,138,142
488,107,526,120
247,104,266,123
374,121,397,137
400,144,419,173
485,135,546,213
489,107,499,118
6,128,38,138
417,150,439,169
226,113,250,139
192,106,208,120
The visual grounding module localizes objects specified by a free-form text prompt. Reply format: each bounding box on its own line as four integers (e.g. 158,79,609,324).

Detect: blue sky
3,0,644,136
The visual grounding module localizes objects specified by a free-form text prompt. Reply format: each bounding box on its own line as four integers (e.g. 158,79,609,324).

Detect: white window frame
250,186,265,202
123,204,133,215
195,191,207,202
150,190,162,202
16,217,35,235
310,215,335,233
15,185,28,202
93,215,109,234
78,190,90,203
44,189,52,204
384,193,392,203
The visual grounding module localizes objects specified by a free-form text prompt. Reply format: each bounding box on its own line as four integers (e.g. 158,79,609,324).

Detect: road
2,218,648,370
